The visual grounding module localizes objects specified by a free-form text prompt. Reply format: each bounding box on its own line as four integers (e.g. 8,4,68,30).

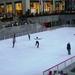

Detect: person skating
12,37,16,48
12,33,16,48
34,37,42,48
67,42,71,55
28,34,30,40
13,33,16,39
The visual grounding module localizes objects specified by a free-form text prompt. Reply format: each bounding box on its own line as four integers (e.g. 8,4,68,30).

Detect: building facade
0,0,67,16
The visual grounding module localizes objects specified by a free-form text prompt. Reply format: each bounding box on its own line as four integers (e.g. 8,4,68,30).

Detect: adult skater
34,37,42,48
13,33,16,38
67,42,71,55
12,33,16,48
12,37,16,48
28,34,30,40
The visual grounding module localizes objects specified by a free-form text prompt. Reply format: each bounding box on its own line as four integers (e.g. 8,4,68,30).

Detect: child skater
34,37,42,48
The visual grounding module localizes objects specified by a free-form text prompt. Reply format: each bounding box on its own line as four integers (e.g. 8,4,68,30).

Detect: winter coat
67,43,71,50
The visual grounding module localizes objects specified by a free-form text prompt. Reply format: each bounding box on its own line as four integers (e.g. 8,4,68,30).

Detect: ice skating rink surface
0,27,75,75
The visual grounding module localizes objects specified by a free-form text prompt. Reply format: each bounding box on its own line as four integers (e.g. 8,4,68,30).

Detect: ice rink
0,27,75,75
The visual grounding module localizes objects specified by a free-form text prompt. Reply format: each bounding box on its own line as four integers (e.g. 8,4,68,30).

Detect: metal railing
43,56,75,75
0,25,64,40
0,24,75,41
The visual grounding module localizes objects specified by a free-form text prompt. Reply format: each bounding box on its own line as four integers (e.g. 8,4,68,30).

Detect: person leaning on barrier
64,73,68,75
53,70,64,75
48,71,52,75
53,70,58,75
60,71,65,75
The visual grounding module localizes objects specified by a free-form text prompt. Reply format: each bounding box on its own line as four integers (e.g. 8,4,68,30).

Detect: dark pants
12,42,15,48
67,49,71,55
35,41,39,48
28,36,30,40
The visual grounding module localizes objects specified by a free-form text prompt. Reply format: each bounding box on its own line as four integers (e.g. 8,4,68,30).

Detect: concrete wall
0,23,43,36
27,14,75,24
27,15,59,24
0,14,75,36
59,15,75,24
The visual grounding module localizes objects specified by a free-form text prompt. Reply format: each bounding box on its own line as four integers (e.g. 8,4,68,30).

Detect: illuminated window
15,2,22,16
44,2,52,13
55,1,63,11
15,3,22,10
6,4,12,13
30,2,39,14
0,5,4,13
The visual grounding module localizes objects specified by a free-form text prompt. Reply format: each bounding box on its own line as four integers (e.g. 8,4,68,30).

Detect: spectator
48,71,52,75
24,22,27,25
64,73,68,75
53,70,57,75
11,23,14,27
57,71,61,75
60,71,64,75
16,22,19,26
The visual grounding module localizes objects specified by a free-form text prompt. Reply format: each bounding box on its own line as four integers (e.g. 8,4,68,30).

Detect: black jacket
67,43,71,50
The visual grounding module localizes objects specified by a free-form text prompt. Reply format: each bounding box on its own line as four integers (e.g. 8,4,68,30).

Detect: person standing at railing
60,71,65,75
48,71,52,75
53,70,58,75
67,42,71,55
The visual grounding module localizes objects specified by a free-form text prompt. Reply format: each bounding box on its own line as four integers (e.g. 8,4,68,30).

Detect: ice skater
12,33,16,48
13,33,16,39
28,34,30,40
12,37,16,48
67,42,71,55
34,37,42,48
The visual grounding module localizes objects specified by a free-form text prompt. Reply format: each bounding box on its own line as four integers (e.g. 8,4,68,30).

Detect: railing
43,56,75,75
0,24,75,41
0,25,64,40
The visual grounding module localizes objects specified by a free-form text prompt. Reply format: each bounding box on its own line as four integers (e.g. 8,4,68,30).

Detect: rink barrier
43,56,75,75
0,25,64,40
0,24,75,40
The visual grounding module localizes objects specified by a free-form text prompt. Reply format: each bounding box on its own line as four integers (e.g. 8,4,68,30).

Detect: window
6,4,12,13
44,2,52,13
15,2,22,16
0,5,4,13
30,2,39,14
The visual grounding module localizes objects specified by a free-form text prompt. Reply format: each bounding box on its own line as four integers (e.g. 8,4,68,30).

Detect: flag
40,0,44,5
